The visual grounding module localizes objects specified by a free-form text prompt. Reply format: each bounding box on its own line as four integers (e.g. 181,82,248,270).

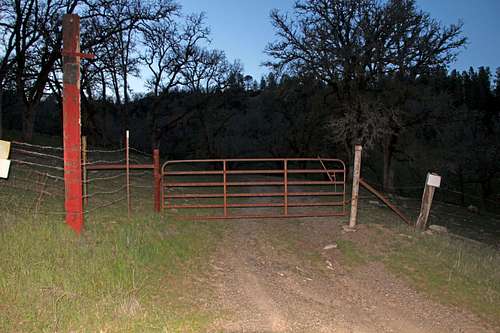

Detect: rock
323,243,338,250
368,200,382,207
428,224,448,233
424,230,434,235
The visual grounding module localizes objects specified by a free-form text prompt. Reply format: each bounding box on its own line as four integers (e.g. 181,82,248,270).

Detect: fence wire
1,140,156,220
6,141,496,240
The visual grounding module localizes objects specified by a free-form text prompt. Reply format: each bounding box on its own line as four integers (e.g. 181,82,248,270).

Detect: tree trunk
100,71,107,100
151,97,162,150
151,122,160,150
458,168,465,206
382,135,396,192
22,103,35,142
480,179,492,209
0,85,3,139
122,70,129,131
344,140,353,178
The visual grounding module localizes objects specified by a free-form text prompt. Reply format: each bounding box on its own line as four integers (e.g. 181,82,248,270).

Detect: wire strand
83,185,128,198
11,159,64,171
11,147,64,160
84,197,127,213
85,147,126,153
12,141,63,151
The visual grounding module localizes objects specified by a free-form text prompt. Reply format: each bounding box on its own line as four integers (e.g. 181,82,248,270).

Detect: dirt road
206,218,495,333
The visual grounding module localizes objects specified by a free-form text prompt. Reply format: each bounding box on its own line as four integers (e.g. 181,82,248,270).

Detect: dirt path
206,218,495,333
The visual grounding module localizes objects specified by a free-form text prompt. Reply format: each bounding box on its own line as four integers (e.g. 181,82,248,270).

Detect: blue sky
132,0,500,92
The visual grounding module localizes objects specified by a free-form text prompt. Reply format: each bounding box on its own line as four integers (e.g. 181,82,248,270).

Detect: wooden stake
349,145,362,228
126,130,131,219
34,172,48,219
153,148,161,213
82,136,88,207
284,159,288,216
223,160,228,217
416,173,441,230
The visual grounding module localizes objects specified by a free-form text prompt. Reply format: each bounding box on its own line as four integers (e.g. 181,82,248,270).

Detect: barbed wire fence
0,139,159,221
2,139,498,246
82,133,161,218
357,177,500,246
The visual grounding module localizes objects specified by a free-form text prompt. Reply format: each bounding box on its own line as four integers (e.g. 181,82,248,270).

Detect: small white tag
0,159,11,178
0,140,10,159
426,173,441,188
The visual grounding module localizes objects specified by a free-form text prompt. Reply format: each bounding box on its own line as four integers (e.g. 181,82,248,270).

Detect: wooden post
349,145,362,228
34,172,48,219
223,160,228,217
62,14,83,234
82,136,88,207
153,148,161,213
284,159,288,216
125,130,131,219
416,173,441,230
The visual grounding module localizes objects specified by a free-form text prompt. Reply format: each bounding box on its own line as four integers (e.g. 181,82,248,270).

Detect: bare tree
30,0,180,143
12,0,81,141
0,0,19,138
182,48,242,156
266,0,466,190
140,12,210,148
78,0,178,137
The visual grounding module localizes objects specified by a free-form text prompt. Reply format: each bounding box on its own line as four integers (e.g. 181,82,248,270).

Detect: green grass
385,231,500,325
336,239,368,267
0,184,224,332
2,162,499,330
335,213,500,326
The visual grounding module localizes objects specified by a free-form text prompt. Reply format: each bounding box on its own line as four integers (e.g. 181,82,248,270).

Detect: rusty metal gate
161,158,346,219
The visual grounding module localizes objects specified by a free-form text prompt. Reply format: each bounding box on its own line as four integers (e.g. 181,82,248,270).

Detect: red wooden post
153,149,161,212
62,14,83,233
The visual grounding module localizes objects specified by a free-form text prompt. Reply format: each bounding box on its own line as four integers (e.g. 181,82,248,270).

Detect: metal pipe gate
161,158,346,219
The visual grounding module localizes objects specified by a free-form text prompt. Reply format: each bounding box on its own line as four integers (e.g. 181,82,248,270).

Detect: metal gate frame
161,158,346,219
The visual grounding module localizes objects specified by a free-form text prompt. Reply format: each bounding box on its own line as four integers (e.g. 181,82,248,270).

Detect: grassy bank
337,219,500,326
386,230,500,325
0,188,224,332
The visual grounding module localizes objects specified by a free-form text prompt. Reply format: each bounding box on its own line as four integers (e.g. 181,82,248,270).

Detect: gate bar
162,157,347,219
165,191,344,199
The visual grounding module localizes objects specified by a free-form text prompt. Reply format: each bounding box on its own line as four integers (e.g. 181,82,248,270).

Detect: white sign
0,159,11,179
0,140,10,159
426,173,441,188
0,140,12,179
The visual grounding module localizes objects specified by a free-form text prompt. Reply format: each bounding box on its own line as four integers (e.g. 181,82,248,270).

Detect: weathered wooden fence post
349,145,362,228
153,148,161,213
415,173,441,230
125,130,131,219
82,136,88,207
